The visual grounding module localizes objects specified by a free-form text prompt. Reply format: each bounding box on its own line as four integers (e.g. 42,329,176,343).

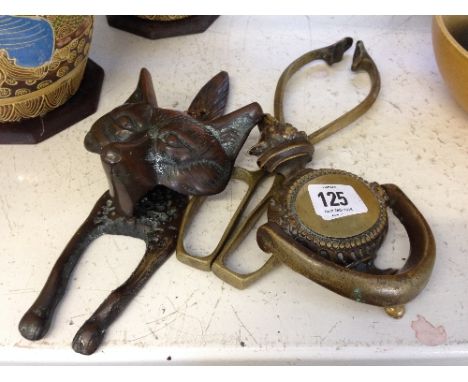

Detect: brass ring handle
256,184,435,307
211,176,283,289
176,167,268,271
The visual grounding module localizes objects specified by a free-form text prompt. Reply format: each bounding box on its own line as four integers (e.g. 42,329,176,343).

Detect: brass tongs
177,37,380,287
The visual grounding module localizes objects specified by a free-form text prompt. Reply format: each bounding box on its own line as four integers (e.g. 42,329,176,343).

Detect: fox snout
84,131,101,153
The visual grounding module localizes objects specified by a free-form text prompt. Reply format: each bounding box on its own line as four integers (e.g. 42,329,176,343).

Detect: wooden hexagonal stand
106,16,219,40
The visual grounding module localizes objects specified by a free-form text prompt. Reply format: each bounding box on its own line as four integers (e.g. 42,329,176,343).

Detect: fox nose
84,132,100,153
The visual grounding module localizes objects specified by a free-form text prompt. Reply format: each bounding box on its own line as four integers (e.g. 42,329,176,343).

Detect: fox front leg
71,237,175,355
18,192,111,341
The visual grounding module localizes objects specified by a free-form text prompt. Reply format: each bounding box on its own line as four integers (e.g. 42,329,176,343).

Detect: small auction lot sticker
308,184,368,221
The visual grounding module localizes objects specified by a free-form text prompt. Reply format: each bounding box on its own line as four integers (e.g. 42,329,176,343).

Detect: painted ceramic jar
0,15,94,122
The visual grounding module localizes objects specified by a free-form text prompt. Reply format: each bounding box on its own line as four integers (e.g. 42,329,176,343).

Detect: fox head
85,68,263,216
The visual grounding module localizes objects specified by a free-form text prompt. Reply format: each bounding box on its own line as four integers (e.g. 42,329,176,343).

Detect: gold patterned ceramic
0,15,94,122
138,16,190,22
432,16,468,112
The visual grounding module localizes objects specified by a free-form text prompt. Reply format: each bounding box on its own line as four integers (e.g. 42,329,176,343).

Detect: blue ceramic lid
0,16,54,67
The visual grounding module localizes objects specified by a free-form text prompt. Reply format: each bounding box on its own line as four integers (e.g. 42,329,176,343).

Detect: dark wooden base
106,15,219,40
0,59,104,145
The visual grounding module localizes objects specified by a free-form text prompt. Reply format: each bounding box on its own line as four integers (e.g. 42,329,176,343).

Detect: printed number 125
317,191,348,207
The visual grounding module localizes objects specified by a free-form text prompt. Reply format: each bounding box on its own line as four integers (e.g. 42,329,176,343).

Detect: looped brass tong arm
176,38,383,289
274,37,381,145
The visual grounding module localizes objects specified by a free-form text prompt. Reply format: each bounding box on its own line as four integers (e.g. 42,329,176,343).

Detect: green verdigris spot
353,287,362,302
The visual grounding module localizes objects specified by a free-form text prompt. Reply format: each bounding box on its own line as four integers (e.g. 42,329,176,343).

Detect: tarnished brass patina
272,169,389,266
177,37,435,317
257,182,436,308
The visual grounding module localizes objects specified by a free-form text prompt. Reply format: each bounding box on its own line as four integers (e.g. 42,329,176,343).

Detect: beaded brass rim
268,168,389,266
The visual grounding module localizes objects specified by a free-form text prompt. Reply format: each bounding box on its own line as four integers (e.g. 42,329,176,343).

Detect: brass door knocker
177,38,435,319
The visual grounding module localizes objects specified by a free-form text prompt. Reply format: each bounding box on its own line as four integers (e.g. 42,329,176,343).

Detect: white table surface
1,15,467,365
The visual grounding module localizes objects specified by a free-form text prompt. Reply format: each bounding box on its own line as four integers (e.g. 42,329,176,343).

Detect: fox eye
115,128,133,140
116,115,134,130
160,132,186,149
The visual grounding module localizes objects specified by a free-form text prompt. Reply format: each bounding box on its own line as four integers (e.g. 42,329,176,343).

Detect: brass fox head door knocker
177,38,435,319
18,69,263,355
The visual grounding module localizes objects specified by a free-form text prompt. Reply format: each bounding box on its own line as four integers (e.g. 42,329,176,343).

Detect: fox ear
125,68,158,107
210,102,263,160
188,71,229,122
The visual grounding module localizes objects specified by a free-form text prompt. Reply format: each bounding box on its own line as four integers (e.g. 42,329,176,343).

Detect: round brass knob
268,168,388,267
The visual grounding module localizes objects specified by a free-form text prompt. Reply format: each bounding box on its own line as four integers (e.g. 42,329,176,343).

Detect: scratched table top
1,16,467,365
